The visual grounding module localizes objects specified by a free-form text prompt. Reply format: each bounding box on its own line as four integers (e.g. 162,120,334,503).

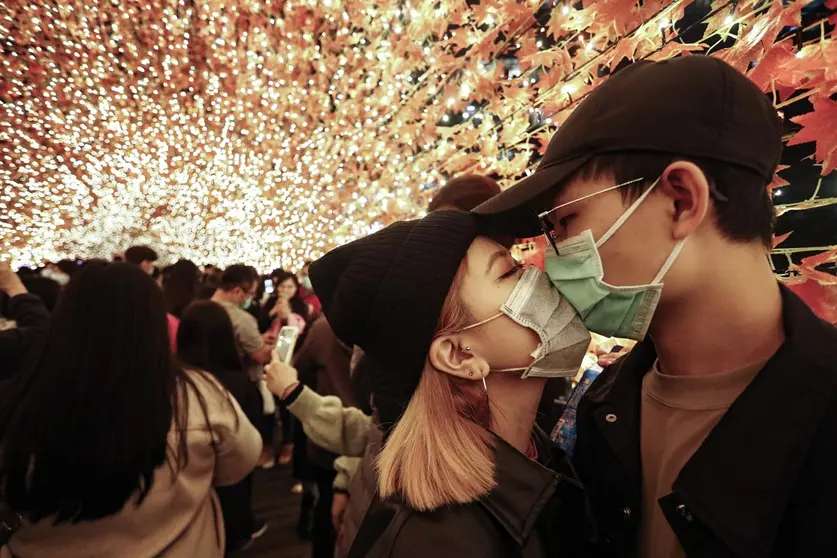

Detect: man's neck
650,249,785,377
211,290,236,305
486,374,546,454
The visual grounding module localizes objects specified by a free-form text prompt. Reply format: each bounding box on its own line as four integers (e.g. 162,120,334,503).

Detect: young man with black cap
475,55,837,558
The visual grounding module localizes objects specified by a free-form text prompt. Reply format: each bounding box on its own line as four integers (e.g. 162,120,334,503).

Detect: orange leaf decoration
501,83,533,109
787,98,837,175
608,35,640,70
801,249,837,270
646,42,706,62
499,116,530,146
772,231,792,249
747,42,795,92
523,47,572,71
546,8,571,39
768,164,790,191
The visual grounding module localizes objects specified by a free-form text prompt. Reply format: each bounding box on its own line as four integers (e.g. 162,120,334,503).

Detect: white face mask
459,266,591,379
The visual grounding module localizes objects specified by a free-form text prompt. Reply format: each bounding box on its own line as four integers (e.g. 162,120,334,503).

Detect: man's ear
429,335,489,380
660,161,711,240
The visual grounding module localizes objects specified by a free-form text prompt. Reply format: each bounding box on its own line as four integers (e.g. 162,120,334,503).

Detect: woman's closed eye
499,262,524,280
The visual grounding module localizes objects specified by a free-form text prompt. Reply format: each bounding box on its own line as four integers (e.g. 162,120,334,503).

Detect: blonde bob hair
376,261,496,511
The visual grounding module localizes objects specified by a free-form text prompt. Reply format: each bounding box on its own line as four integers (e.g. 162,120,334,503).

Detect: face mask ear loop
595,177,661,249
652,238,687,284
458,312,503,332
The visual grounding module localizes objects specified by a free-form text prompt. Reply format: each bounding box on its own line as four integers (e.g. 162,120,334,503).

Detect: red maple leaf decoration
771,231,793,249
523,47,572,71
608,35,640,71
646,42,706,62
586,0,643,40
473,65,503,101
546,9,570,39
801,248,837,270
501,1,535,28
768,164,790,191
778,40,837,89
501,83,534,108
472,27,502,61
787,98,837,175
747,42,795,92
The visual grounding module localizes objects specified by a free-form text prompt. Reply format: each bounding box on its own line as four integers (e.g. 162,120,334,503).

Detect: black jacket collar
478,428,563,547
586,284,837,558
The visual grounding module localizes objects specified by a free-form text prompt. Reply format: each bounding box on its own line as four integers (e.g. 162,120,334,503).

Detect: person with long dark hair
163,260,200,319
0,263,261,557
177,300,267,552
259,270,309,334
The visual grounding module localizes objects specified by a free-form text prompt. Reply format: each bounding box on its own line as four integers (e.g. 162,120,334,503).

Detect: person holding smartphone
259,270,310,469
276,316,356,558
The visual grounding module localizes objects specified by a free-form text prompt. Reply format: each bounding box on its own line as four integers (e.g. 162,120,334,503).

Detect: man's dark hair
219,264,257,292
124,246,159,266
428,174,502,212
567,152,775,248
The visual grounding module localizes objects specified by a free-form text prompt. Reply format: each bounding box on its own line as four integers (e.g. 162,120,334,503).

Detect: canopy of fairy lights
2,0,836,275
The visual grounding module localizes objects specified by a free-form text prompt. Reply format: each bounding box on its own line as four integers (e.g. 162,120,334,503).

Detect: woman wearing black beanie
265,210,592,558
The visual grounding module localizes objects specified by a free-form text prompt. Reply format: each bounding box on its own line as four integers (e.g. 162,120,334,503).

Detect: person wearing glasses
474,56,837,558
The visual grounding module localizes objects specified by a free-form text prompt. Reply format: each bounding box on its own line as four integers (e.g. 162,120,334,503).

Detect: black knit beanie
308,210,481,430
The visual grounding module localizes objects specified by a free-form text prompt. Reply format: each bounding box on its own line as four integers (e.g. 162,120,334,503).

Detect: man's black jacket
571,285,837,558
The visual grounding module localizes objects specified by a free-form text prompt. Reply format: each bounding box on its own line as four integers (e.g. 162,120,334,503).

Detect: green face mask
242,297,253,310
541,177,686,341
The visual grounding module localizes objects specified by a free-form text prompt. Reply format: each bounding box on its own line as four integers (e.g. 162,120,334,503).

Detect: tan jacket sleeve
287,386,373,457
333,456,362,492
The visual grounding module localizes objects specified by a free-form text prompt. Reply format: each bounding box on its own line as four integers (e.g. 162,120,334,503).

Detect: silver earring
464,346,471,352
468,371,473,377
482,376,488,396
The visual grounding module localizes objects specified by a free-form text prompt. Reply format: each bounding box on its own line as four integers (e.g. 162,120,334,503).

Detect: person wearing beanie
261,175,506,557
265,210,592,557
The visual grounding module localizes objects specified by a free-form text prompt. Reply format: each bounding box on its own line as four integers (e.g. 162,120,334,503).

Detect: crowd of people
1,56,836,558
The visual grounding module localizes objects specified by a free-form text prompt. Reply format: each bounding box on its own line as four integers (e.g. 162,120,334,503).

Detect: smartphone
264,278,274,295
275,326,300,364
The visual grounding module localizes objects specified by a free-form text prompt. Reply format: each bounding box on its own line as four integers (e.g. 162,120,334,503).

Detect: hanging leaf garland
0,0,834,295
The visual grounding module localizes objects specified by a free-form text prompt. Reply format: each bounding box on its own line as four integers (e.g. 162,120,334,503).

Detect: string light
2,1,442,270
2,0,829,275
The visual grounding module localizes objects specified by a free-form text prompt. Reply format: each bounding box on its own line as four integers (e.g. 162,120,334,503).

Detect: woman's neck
486,374,547,454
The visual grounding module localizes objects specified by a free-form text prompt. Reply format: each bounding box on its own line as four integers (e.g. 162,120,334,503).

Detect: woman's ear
660,161,711,240
429,335,489,380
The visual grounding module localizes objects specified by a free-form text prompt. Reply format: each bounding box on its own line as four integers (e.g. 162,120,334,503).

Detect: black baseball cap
473,55,784,237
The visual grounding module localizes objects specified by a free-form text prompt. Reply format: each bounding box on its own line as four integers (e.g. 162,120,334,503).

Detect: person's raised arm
249,341,273,365
0,263,50,379
237,313,274,364
264,355,373,457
